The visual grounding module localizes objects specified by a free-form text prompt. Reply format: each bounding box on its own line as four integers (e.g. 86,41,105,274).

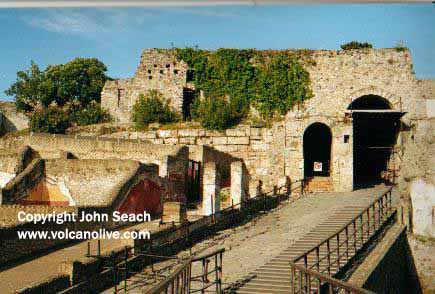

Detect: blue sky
0,4,434,101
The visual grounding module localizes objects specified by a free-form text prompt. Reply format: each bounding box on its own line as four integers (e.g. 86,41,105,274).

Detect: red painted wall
117,179,162,215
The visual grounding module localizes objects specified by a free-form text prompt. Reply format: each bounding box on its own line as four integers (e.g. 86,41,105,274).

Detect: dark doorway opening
186,160,201,203
349,95,402,189
182,88,195,120
303,123,332,178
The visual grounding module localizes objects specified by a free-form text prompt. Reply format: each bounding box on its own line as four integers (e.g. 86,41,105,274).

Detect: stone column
230,161,246,208
202,162,220,216
277,176,290,196
248,180,262,198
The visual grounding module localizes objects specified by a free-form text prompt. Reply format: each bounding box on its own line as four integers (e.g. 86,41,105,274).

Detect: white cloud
21,7,239,36
23,10,106,35
169,7,239,18
21,9,155,36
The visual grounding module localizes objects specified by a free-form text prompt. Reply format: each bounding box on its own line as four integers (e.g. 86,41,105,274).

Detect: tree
5,58,111,133
6,58,109,114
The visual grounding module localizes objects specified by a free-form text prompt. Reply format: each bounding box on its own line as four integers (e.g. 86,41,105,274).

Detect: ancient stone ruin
0,47,433,293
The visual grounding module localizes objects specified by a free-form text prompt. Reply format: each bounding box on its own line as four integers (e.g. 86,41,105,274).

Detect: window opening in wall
166,64,170,68
182,88,195,120
148,76,152,80
344,135,350,143
174,69,179,74
117,88,125,107
153,64,157,68
148,70,151,74
186,160,201,203
186,70,194,82
160,70,164,74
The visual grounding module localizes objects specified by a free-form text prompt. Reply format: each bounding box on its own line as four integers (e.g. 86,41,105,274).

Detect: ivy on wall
175,48,313,129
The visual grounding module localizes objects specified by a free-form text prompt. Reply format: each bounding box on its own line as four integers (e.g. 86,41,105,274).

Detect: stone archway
348,94,403,189
303,122,333,192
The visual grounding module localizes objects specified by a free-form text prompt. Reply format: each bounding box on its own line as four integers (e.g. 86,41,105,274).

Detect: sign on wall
314,162,323,172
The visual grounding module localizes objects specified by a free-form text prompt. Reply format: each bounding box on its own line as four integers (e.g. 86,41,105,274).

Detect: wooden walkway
236,188,393,294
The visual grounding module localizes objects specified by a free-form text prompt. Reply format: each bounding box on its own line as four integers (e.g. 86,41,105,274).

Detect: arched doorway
349,95,402,189
303,122,332,178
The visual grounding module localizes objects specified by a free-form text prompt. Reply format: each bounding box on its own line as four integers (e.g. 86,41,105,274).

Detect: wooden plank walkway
236,188,392,294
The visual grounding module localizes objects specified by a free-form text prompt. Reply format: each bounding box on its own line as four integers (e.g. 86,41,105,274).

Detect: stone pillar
159,156,169,177
202,162,220,216
161,202,187,224
277,176,290,196
230,161,246,208
248,180,262,198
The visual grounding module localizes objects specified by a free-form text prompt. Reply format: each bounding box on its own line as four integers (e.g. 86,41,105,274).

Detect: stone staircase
235,186,392,293
304,176,333,193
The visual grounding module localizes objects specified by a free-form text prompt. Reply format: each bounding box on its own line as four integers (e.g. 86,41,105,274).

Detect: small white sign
314,162,322,172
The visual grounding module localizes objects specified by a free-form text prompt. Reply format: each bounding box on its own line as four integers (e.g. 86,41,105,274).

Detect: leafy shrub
191,96,248,131
394,42,408,52
29,104,70,134
340,41,373,50
132,90,180,129
70,102,111,126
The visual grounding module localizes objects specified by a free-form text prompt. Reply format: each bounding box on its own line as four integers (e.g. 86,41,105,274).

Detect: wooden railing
290,187,396,294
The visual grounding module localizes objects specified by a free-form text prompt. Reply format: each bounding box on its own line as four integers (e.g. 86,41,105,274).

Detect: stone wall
100,48,429,194
0,205,78,265
0,133,190,169
408,234,435,292
101,49,192,122
105,126,282,192
0,159,45,205
348,224,422,294
0,101,29,134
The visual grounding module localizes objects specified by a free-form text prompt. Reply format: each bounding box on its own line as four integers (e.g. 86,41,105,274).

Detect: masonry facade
101,49,193,122
102,48,432,200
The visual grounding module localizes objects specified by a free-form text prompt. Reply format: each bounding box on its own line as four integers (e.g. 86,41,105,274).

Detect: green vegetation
340,41,373,50
394,42,409,52
29,104,70,134
132,90,180,129
5,58,111,133
175,48,313,129
70,101,111,126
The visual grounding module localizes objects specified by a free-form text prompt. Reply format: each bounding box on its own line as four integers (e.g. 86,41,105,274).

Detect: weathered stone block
196,137,213,145
226,128,246,137
251,143,269,151
163,138,178,144
178,129,201,137
138,131,157,139
249,128,262,136
179,137,196,145
161,202,187,224
227,137,249,145
212,137,228,145
205,130,225,137
157,130,177,138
